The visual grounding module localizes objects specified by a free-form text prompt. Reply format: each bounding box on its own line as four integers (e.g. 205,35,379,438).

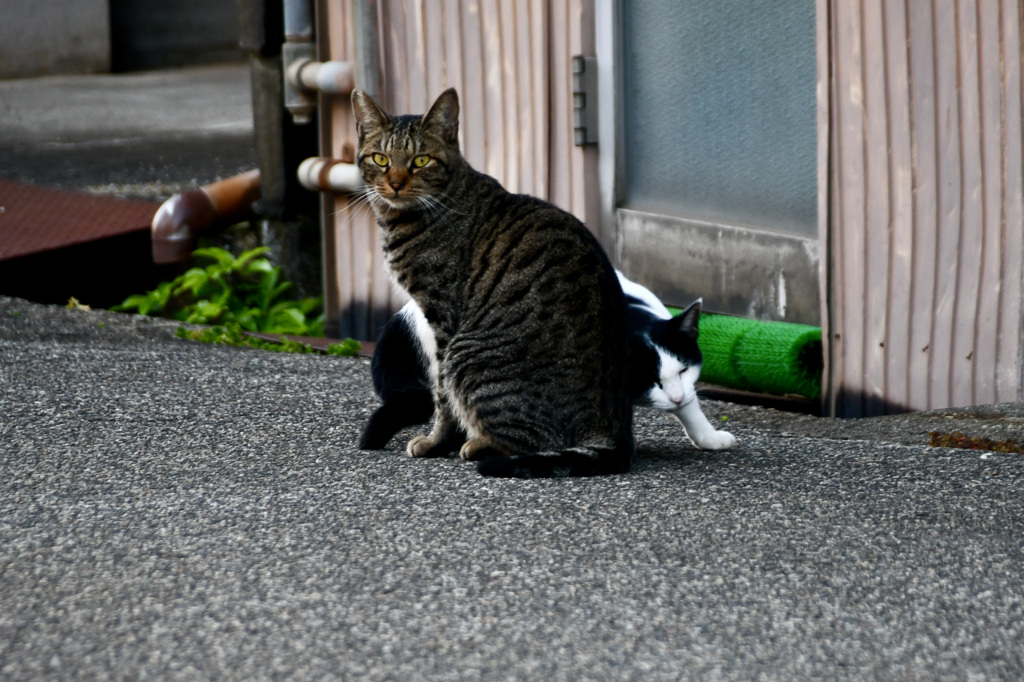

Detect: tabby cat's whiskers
333,186,381,220
416,194,463,230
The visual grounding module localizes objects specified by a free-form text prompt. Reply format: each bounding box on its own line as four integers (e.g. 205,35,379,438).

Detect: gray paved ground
0,63,255,200
2,298,1023,680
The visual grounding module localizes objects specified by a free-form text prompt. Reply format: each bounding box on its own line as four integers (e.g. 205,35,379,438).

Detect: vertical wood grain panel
422,0,447,100
905,0,939,411
929,1,962,409
440,0,463,99
974,0,1003,403
498,0,519,192
323,0,381,340
547,1,572,213
999,0,1024,402
379,0,592,205
831,0,867,416
344,1,390,338
381,0,408,112
373,0,589,205
952,0,984,404
512,0,531,193
861,0,891,416
529,0,548,198
405,0,429,108
881,0,913,411
318,0,342,335
415,0,432,104
827,0,1023,415
459,1,488,172
362,2,395,336
480,0,506,181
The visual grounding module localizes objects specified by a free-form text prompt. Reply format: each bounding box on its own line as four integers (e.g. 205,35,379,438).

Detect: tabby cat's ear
352,90,388,139
422,88,460,144
672,299,702,340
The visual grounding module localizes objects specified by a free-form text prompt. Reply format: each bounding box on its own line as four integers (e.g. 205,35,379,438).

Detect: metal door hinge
572,55,598,146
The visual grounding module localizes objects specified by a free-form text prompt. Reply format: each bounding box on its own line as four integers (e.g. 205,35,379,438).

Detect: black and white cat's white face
647,338,702,410
618,273,703,411
637,305,703,411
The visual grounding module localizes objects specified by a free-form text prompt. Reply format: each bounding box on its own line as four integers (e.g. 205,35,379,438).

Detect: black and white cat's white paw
675,401,738,451
688,428,737,451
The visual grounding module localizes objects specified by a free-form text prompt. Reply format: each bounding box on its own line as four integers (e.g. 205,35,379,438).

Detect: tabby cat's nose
387,169,410,193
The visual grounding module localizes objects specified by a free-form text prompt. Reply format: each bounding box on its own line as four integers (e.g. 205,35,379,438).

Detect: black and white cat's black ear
672,298,702,340
422,88,460,144
351,90,388,139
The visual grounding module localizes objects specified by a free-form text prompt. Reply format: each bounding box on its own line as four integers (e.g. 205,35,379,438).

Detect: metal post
352,0,382,103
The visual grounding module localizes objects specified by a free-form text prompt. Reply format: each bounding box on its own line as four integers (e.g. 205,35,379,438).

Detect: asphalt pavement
2,296,1023,680
2,65,1024,680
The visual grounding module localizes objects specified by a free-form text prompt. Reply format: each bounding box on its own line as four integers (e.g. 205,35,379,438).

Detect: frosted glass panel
622,1,817,235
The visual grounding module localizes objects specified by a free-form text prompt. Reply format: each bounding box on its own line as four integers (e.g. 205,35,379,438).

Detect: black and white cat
618,275,737,450
359,273,736,452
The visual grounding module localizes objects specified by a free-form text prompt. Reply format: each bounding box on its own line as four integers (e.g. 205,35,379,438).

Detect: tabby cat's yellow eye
412,154,431,168
372,153,389,167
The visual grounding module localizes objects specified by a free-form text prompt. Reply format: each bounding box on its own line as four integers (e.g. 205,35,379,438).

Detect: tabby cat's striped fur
352,88,634,477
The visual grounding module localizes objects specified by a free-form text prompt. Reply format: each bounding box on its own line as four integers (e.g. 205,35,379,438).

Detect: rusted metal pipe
151,169,262,264
297,157,363,194
283,0,313,42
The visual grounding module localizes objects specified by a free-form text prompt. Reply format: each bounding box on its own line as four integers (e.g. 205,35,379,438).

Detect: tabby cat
352,88,634,478
359,272,737,452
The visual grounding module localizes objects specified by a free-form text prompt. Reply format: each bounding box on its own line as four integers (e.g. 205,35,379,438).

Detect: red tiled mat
0,180,158,261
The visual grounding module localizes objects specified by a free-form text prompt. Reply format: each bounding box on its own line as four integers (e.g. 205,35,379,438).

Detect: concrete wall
109,0,242,71
0,0,111,78
0,0,243,78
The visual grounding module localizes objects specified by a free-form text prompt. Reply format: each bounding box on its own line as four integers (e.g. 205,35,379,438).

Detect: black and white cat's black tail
475,441,633,479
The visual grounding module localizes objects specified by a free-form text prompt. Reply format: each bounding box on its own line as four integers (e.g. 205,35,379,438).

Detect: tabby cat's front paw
693,430,737,451
459,437,507,461
407,434,458,458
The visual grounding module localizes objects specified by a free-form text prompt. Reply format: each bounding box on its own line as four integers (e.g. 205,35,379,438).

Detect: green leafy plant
174,325,360,356
114,247,325,336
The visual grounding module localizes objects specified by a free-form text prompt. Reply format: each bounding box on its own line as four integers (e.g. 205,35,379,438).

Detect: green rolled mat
731,321,823,399
696,312,823,400
695,313,760,388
